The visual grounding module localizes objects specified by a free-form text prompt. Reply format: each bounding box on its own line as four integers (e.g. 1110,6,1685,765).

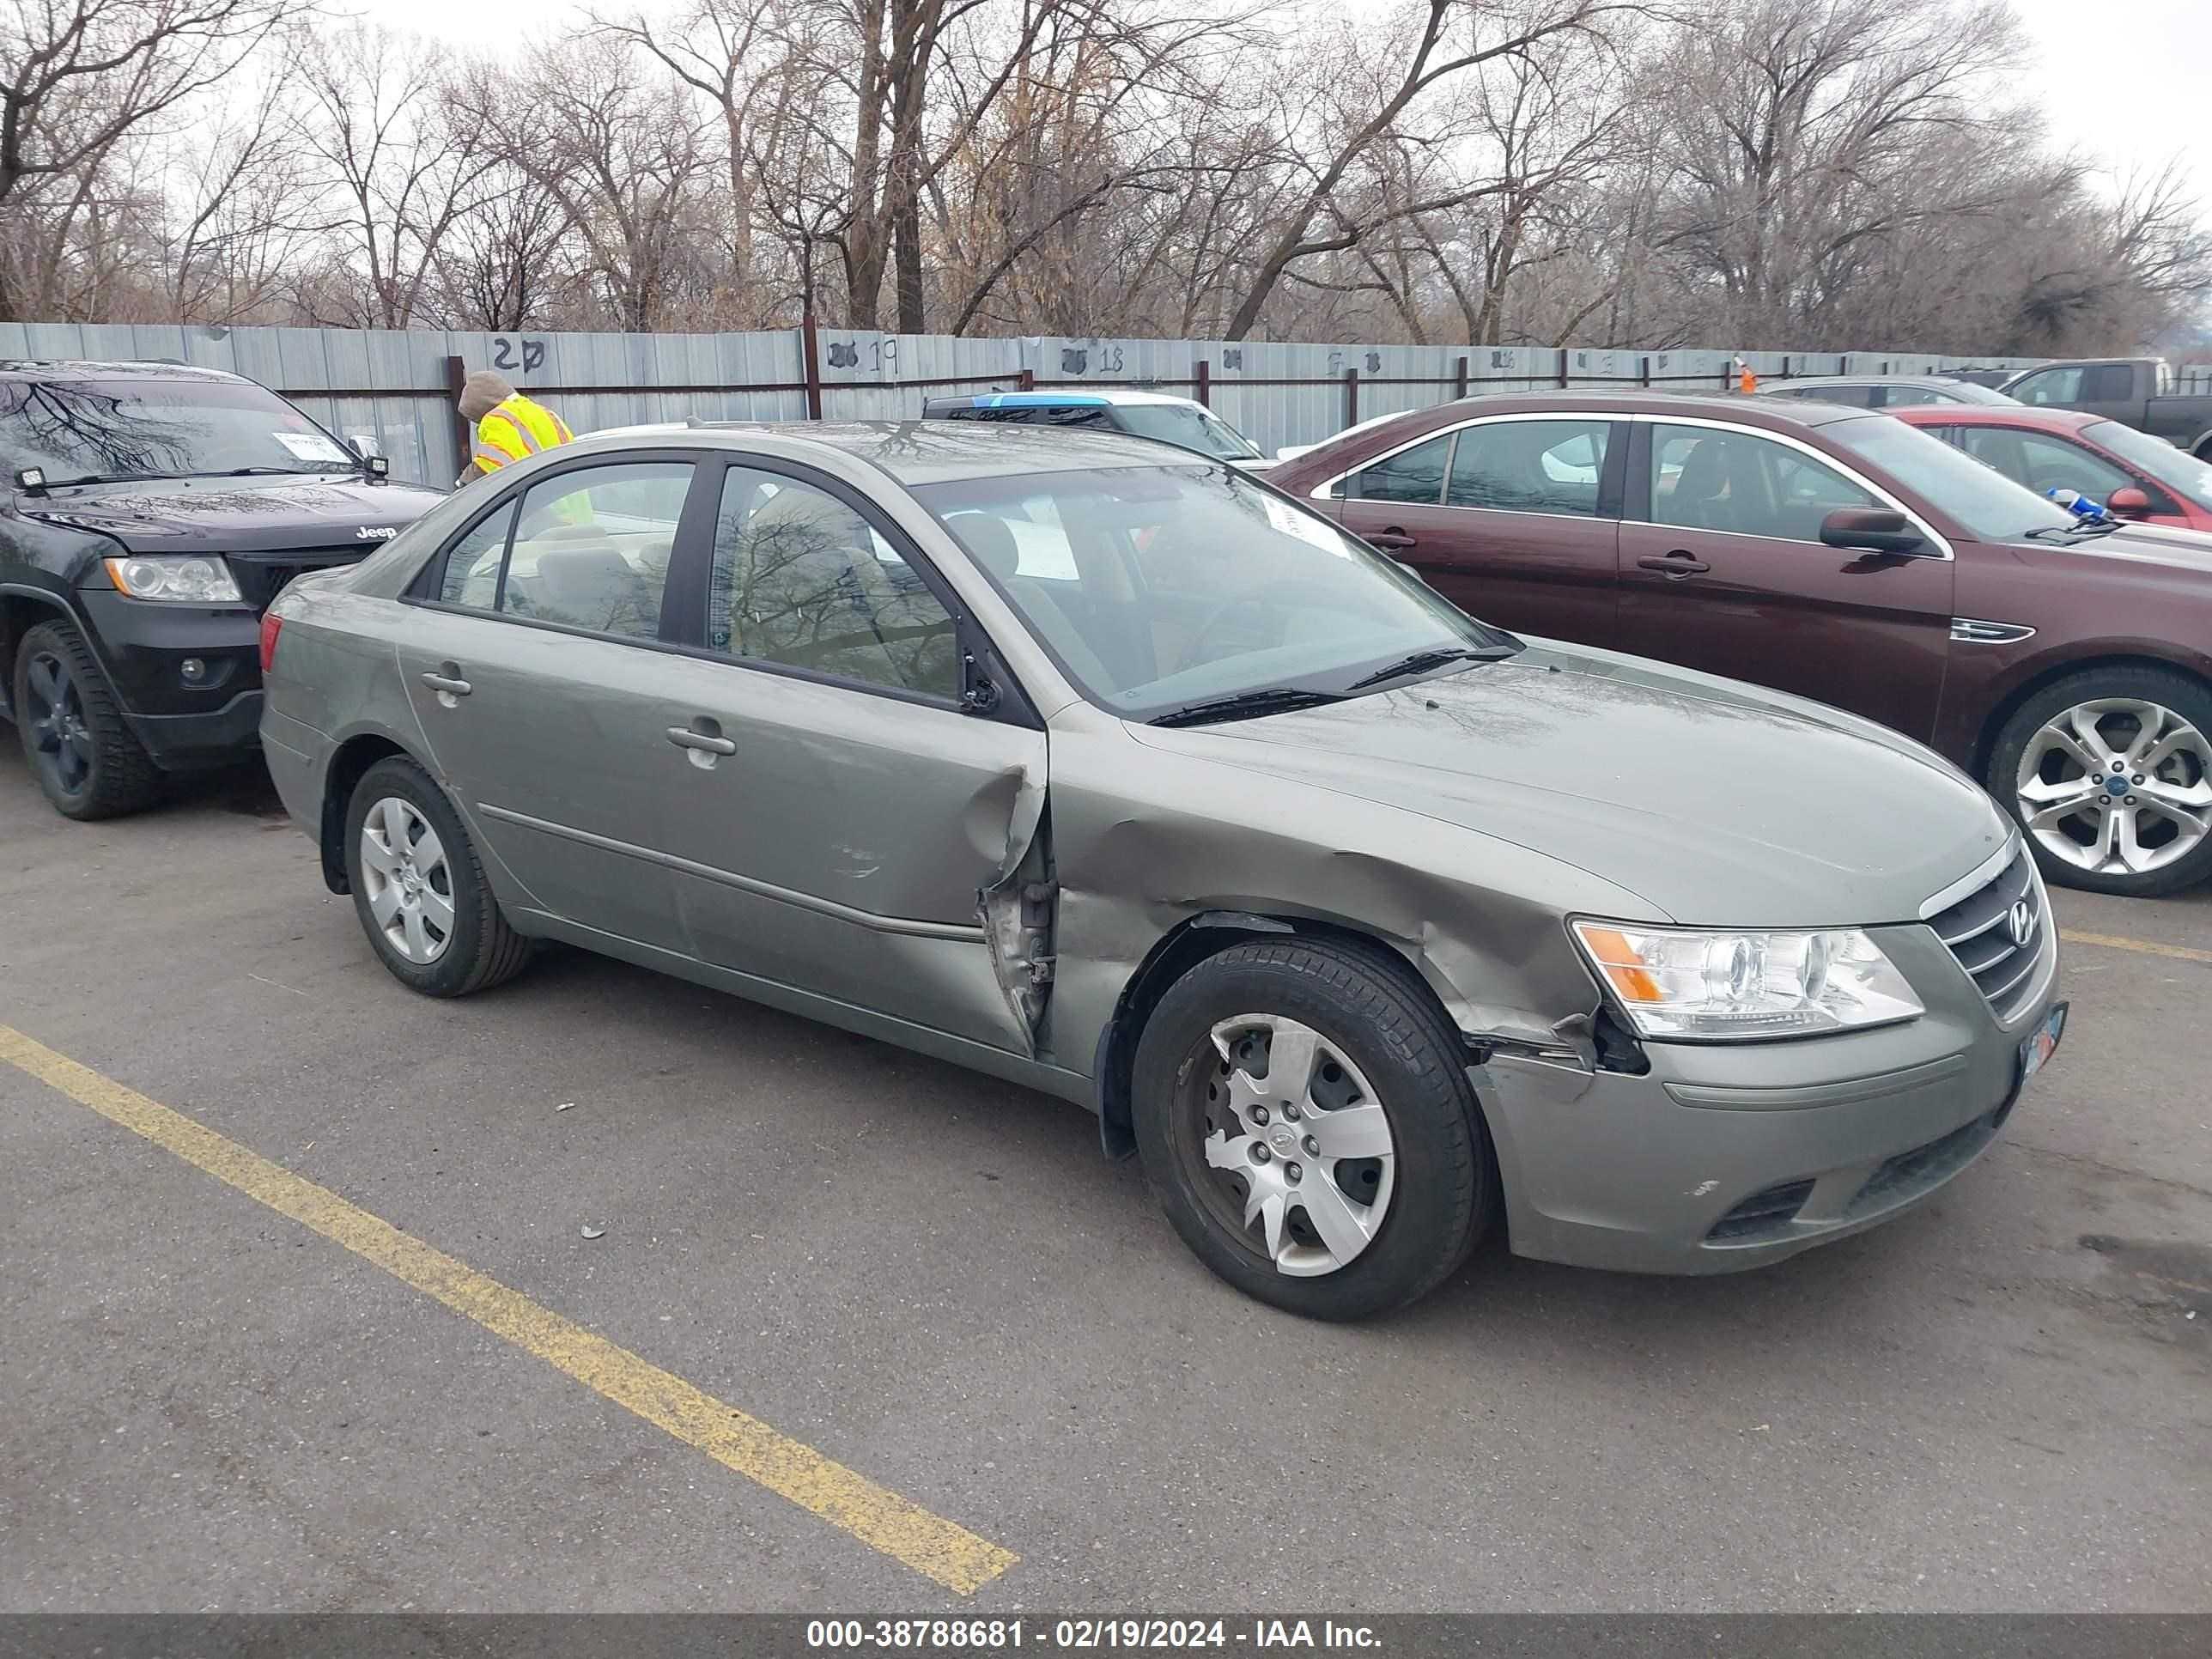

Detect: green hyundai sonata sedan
258,422,2063,1318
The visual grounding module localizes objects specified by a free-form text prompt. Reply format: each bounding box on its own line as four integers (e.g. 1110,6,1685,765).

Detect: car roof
567,419,1212,484
1343,387,1877,434
1771,374,1973,390
0,358,250,384
1890,404,2103,431
928,388,1204,410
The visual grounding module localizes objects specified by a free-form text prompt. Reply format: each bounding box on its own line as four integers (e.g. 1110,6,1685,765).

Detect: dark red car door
1328,415,1626,645
1615,419,1955,744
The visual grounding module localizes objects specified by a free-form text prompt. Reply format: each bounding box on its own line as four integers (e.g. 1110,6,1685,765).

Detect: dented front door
640,651,1048,1054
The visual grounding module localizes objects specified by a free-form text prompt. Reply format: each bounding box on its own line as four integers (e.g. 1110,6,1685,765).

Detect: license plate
2020,1001,2067,1081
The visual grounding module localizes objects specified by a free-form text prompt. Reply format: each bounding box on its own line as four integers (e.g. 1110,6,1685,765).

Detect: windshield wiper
2022,520,2122,542
1148,687,1345,728
200,466,331,477
1343,643,1521,691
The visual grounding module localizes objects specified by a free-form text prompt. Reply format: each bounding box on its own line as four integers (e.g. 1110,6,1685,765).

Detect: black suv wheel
10,618,161,819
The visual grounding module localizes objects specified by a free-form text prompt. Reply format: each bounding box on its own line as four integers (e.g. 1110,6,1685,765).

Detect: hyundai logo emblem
2007,899,2033,949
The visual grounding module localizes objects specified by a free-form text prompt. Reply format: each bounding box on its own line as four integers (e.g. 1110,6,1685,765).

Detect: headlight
1571,921,1923,1040
104,555,242,604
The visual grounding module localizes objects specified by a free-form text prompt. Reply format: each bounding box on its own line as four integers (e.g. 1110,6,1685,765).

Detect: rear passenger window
708,468,962,700
494,463,692,639
1346,435,1449,504
1444,419,1612,516
2082,364,2135,402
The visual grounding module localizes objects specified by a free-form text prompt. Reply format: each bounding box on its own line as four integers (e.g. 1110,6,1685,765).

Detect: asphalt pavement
2,745,2206,1613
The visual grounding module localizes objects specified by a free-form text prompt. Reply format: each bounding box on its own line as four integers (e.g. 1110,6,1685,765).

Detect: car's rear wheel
343,756,531,996
1132,938,1492,1319
10,619,161,820
1988,665,2212,896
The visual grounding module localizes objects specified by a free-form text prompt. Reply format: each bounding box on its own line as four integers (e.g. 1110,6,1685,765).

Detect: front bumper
1474,916,2060,1274
76,590,263,768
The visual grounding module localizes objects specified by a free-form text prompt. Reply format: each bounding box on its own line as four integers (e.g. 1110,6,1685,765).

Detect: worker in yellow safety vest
456,369,573,484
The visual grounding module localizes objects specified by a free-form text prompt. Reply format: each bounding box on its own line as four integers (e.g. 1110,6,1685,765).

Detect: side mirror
1820,507,1927,556
2107,485,2152,520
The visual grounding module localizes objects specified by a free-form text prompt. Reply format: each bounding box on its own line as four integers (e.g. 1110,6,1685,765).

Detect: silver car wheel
1194,1014,1396,1279
2015,698,2212,877
358,795,456,963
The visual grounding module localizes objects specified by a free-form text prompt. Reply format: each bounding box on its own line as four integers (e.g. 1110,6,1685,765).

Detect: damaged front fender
1040,709,1668,1146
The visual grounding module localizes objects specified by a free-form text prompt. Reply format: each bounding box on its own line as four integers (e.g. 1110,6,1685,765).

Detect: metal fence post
1345,367,1359,427
1557,348,1571,389
1454,356,1468,398
441,355,471,480
1640,354,1652,388
1018,368,1035,391
1194,358,1211,408
800,311,824,420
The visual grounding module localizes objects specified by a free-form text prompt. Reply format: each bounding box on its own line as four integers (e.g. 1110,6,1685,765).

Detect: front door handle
1636,553,1711,578
1368,530,1418,551
666,726,737,757
420,667,471,696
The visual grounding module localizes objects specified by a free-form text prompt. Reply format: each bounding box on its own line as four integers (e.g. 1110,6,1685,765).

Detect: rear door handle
1636,554,1711,578
666,726,737,757
1368,530,1418,551
419,671,471,696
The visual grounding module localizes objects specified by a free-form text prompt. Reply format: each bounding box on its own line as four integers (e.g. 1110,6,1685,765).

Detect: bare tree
1217,0,1638,340
0,0,297,317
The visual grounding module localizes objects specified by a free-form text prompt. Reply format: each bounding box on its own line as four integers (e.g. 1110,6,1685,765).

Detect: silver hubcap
1200,1015,1395,1278
2016,698,2212,877
359,797,455,963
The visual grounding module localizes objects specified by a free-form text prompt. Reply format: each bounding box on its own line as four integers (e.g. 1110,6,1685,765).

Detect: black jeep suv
0,362,444,820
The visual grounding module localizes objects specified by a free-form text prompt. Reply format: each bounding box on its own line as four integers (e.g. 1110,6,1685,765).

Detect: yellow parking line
2059,929,2212,966
0,1024,1017,1595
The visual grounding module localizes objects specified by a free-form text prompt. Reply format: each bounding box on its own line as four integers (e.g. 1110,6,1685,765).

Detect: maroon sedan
1892,404,2212,533
1267,391,2212,896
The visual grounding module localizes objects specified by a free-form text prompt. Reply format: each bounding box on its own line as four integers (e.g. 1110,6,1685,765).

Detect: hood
1131,641,2011,927
21,474,445,555
2003,520,2212,573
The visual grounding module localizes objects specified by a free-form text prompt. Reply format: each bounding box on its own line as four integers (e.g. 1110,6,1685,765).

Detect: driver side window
1649,425,1879,542
708,467,962,700
2012,367,2083,407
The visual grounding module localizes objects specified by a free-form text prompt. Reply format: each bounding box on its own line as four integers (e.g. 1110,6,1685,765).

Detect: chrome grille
1927,849,2045,1021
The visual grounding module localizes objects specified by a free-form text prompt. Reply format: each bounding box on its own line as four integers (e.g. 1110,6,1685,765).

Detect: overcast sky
367,0,2212,195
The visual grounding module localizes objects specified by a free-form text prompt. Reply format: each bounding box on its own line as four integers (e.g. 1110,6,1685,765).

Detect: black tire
343,756,532,996
1986,665,2212,897
10,618,161,820
1132,937,1493,1320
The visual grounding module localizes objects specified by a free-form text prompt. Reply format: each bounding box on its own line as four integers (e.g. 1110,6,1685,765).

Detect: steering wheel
1174,598,1280,674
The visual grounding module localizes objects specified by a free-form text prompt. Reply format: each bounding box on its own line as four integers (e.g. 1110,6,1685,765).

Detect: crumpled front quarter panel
1042,704,1666,1065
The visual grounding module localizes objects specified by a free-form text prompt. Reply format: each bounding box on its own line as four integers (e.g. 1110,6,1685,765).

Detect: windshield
1823,414,2078,540
0,378,356,484
2084,420,2212,507
1114,404,1263,461
1929,381,2019,406
915,463,1511,719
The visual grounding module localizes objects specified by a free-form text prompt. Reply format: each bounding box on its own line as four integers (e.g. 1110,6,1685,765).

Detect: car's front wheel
343,756,532,996
1988,666,2212,896
1132,938,1492,1319
10,619,161,820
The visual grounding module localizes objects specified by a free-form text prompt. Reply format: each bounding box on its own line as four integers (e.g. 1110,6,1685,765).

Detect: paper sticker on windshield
1261,494,1349,555
273,431,351,464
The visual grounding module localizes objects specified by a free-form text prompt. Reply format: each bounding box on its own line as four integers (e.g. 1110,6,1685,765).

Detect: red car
1267,391,2212,896
1894,404,2212,532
